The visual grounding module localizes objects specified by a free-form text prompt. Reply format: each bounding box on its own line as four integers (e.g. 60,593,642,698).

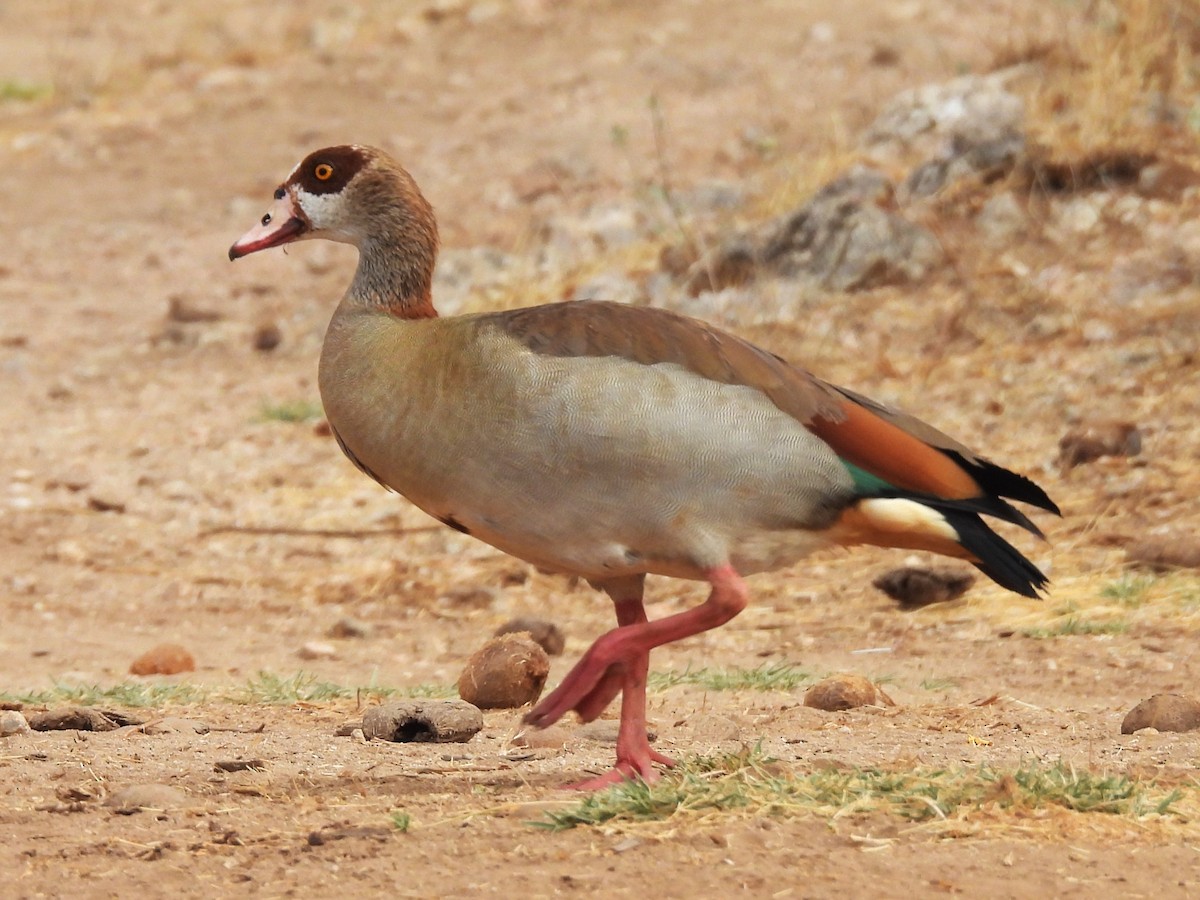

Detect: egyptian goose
230,145,1058,789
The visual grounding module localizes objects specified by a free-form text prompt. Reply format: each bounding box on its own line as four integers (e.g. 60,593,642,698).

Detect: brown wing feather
482,300,1058,515
484,300,846,422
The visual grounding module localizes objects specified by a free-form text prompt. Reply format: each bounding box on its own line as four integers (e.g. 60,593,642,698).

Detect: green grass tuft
648,662,811,693
0,672,456,708
390,810,412,833
0,80,51,102
535,747,1187,831
257,399,324,423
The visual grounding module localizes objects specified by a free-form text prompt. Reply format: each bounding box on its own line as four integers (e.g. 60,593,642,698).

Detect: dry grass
1020,0,1200,190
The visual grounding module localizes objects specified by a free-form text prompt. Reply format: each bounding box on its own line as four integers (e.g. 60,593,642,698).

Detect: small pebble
804,674,893,712
105,784,190,813
458,632,549,709
252,322,282,351
328,616,372,639
298,641,338,660
1058,421,1142,468
130,643,196,676
0,710,31,736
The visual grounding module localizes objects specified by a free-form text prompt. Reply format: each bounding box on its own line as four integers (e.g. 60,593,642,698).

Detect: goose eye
314,163,334,181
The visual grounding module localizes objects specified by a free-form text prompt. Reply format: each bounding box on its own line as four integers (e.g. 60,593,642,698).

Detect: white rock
0,710,31,736
298,641,338,660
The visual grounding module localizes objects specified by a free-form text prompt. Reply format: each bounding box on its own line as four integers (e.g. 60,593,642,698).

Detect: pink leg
526,565,749,790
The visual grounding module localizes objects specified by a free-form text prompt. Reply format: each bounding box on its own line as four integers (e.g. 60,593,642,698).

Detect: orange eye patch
314,163,334,181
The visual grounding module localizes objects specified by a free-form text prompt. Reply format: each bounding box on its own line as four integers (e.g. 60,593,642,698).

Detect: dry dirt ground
2,1,1199,897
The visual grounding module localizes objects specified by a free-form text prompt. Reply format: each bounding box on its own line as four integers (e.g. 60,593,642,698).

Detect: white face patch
294,187,357,244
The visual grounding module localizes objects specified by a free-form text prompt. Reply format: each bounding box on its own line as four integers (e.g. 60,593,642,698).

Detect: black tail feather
937,505,1049,598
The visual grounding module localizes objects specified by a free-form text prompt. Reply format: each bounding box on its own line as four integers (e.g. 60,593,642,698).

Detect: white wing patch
857,498,959,542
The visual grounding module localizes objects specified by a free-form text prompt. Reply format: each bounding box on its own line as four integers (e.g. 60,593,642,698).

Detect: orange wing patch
809,398,982,500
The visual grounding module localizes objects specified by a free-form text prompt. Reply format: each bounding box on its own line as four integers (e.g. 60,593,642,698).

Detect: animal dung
1121,693,1200,734
361,700,483,743
872,565,975,609
458,632,550,709
129,643,196,676
803,674,894,711
1057,420,1142,468
493,616,566,655
1125,534,1200,572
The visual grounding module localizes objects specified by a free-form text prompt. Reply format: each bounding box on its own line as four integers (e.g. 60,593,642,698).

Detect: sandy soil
1,1,1198,897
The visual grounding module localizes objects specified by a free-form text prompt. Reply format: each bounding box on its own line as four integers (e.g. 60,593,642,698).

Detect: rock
457,632,549,709
864,71,1026,163
252,322,283,352
976,192,1027,244
361,700,483,743
105,784,190,813
1126,534,1200,571
1121,693,1200,734
493,616,565,655
0,710,31,736
577,719,657,744
297,641,338,660
130,643,195,676
87,490,127,513
872,566,976,610
167,296,222,323
758,166,943,291
439,585,499,609
803,674,894,712
685,166,943,295
1058,421,1142,468
509,722,572,749
27,708,145,732
328,616,372,639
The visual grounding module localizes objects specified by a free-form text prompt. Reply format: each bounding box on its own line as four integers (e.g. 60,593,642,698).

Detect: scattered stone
872,566,976,610
130,643,196,676
975,192,1027,244
683,166,942,295
439,585,499,609
328,616,372,639
577,719,657,745
87,490,127,514
457,632,549,709
1121,693,1200,734
105,784,190,813
297,640,338,660
306,824,392,846
167,296,222,323
361,700,483,743
864,71,1026,163
335,721,363,737
493,616,565,655
803,674,894,712
0,710,31,736
214,758,268,772
1058,420,1142,468
141,717,209,735
27,708,145,732
1126,534,1200,571
252,322,283,352
509,722,572,749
